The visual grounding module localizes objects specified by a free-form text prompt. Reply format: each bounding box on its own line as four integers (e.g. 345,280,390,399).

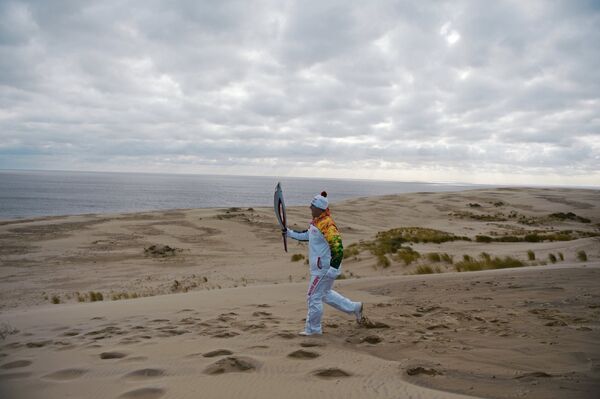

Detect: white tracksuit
287,216,361,334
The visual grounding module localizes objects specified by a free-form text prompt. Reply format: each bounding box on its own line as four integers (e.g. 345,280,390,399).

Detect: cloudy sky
1,0,599,185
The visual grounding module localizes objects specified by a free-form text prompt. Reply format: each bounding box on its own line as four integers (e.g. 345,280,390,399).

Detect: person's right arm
287,228,309,241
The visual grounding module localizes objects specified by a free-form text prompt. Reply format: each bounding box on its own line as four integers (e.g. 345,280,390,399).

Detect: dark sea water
0,170,480,220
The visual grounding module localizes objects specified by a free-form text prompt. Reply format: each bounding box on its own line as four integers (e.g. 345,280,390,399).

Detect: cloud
0,0,599,185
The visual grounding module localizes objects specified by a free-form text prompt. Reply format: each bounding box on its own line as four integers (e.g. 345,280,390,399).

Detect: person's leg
323,288,359,313
304,276,323,335
322,278,363,321
304,275,333,334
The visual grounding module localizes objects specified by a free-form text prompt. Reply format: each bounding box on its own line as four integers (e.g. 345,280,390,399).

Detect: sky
1,0,599,186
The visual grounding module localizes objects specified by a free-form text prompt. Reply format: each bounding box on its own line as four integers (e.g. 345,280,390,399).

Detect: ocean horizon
1,169,486,220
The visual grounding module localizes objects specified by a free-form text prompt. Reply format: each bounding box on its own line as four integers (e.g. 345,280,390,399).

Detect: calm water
0,170,479,220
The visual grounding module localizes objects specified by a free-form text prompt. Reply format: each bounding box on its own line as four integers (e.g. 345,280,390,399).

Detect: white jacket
287,212,343,278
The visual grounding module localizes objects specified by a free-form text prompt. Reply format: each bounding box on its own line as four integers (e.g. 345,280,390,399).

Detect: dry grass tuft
455,255,524,272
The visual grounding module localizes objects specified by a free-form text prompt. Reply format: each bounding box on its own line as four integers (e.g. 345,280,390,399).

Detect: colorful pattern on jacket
313,209,343,268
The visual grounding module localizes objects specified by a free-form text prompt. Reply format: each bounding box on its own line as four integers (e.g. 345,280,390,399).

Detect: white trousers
305,274,360,334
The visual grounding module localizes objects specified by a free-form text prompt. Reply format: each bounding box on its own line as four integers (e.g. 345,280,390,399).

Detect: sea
0,170,481,220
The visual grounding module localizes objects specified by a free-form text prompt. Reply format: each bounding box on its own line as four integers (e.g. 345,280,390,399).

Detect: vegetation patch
291,253,305,262
549,212,591,223
455,254,524,272
373,227,471,250
527,250,536,261
89,291,104,302
414,265,442,274
507,211,539,225
343,243,361,259
451,211,507,222
577,250,588,261
476,235,493,243
426,253,441,262
377,254,391,268
394,248,421,265
477,230,599,243
440,253,454,264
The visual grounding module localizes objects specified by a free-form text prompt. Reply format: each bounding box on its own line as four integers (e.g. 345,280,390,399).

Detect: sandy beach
1,187,599,399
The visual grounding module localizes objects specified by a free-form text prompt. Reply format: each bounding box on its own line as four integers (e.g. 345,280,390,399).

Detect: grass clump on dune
414,265,442,274
549,212,591,223
440,253,454,264
481,230,599,243
372,227,470,254
455,254,524,272
426,252,441,262
377,254,391,268
89,291,104,302
577,250,588,261
527,250,536,261
291,253,305,262
395,247,421,265
343,243,361,259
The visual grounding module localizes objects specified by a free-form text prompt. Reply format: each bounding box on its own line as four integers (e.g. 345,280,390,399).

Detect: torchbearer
286,191,364,336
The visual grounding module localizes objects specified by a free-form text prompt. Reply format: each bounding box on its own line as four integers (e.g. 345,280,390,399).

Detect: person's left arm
322,223,343,269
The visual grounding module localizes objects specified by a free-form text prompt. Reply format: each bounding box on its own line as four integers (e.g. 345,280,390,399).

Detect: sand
0,187,599,398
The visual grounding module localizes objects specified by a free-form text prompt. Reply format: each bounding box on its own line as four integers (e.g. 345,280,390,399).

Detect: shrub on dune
455,255,524,272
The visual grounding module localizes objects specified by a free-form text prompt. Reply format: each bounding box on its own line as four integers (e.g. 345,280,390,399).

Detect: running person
286,191,363,336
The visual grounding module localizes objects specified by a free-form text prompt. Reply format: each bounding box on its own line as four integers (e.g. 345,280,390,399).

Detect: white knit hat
311,191,329,210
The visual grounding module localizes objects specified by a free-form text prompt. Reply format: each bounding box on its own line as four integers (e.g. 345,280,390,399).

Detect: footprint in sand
0,372,32,380
300,341,325,348
211,331,240,339
202,349,234,358
26,340,52,348
119,338,142,345
288,350,320,359
406,366,443,376
360,317,390,329
118,387,165,399
275,332,297,340
252,311,272,317
43,368,88,381
1,360,32,369
100,352,128,359
312,368,352,378
204,356,260,375
123,368,166,381
361,335,383,344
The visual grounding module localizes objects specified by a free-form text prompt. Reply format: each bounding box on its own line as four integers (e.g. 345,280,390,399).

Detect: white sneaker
354,302,363,323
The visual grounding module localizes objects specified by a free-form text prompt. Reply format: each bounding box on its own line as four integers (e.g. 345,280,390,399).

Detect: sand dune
0,188,599,398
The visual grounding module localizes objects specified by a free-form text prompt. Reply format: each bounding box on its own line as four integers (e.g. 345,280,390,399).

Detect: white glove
325,267,340,279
